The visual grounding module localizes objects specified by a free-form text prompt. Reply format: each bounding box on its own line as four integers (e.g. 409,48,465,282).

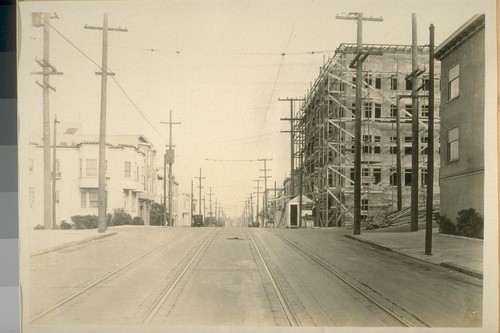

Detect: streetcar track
141,229,220,324
244,229,301,327
272,231,430,328
30,231,199,323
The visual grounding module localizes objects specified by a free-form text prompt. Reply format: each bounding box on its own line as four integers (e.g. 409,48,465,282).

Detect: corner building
298,43,441,228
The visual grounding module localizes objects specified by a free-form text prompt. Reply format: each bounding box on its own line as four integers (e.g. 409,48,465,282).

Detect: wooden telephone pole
196,168,206,215
84,13,127,233
279,97,305,197
32,12,63,230
336,12,383,235
161,111,181,226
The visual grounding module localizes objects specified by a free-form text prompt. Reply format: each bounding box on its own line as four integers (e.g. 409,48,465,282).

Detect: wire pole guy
336,12,383,235
279,97,305,197
32,12,63,230
84,13,127,233
161,111,181,227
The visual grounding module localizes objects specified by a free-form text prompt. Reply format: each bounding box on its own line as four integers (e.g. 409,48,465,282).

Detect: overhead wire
39,16,168,144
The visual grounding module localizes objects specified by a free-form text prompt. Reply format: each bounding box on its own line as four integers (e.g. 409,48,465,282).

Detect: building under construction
296,43,441,228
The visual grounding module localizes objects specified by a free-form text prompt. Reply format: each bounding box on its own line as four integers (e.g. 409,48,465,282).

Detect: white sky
17,0,495,218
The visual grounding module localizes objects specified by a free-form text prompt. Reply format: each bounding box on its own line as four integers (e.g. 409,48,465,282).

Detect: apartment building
28,123,167,229
298,43,441,227
435,14,485,219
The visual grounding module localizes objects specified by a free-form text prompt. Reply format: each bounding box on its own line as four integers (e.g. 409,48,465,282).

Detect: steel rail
30,233,189,323
273,232,430,328
142,229,220,324
245,230,300,327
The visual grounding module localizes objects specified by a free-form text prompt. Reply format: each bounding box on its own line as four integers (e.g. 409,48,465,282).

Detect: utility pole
279,98,305,197
203,195,206,221
196,168,206,215
258,158,272,225
254,179,261,226
336,12,383,235
396,96,404,211
32,12,63,230
160,111,181,227
208,187,213,222
190,180,194,226
52,114,59,228
409,13,420,232
425,24,436,254
85,13,127,233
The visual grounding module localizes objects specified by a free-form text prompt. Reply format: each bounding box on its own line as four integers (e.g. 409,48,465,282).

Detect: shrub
150,202,167,226
111,208,132,226
71,215,98,229
437,215,456,235
34,224,45,230
59,220,73,230
132,216,144,225
456,208,483,239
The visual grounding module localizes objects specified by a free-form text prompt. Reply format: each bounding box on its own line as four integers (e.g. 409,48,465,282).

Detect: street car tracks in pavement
141,228,220,324
245,229,310,327
272,231,431,328
30,229,221,325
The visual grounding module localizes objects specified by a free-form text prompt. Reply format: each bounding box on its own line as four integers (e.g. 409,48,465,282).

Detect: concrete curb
30,232,118,257
344,234,483,280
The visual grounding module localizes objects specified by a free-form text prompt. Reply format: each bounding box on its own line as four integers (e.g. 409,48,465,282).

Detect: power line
40,15,168,144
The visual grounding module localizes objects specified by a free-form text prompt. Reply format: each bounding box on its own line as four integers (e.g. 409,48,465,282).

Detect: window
405,79,412,90
364,102,372,118
389,136,397,144
374,103,382,118
405,146,413,155
362,168,370,177
404,136,412,143
404,169,412,186
373,168,381,184
373,136,381,143
86,159,97,176
420,169,428,186
405,104,412,115
421,78,430,91
375,76,382,89
421,104,429,118
391,75,398,90
350,168,355,181
448,63,459,100
390,104,398,117
447,127,459,161
361,199,369,211
363,146,373,154
89,191,99,208
124,161,131,178
364,74,373,87
374,146,381,154
390,146,398,154
362,135,371,143
390,168,398,186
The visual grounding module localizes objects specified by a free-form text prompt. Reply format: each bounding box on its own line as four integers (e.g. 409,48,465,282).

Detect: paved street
25,226,482,332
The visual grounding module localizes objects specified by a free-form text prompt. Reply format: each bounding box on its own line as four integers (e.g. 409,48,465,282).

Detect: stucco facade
435,14,485,220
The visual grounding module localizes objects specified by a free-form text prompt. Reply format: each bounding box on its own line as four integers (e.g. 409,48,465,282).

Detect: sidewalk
345,227,483,279
29,229,118,256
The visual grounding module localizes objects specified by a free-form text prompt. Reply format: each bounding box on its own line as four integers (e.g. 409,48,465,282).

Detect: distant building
435,14,485,219
298,43,441,227
28,123,178,229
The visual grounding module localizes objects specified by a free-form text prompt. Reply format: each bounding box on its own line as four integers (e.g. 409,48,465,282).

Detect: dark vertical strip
0,1,20,332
